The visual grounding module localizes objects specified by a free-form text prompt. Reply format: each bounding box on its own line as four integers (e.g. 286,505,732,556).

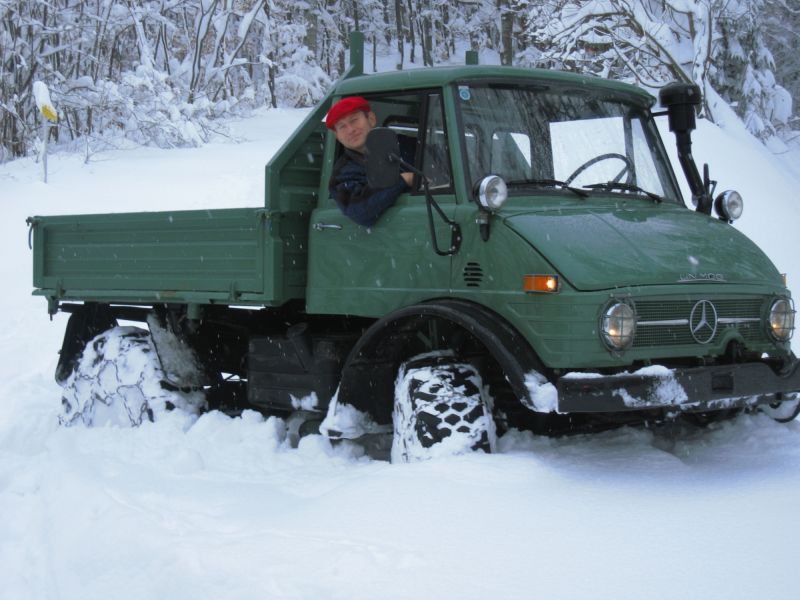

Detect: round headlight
714,190,743,221
601,302,637,350
477,175,508,211
768,298,795,341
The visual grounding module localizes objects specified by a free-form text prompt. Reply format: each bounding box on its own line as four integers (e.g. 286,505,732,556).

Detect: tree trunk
382,0,392,45
304,8,318,58
498,0,514,65
395,0,404,69
188,0,219,103
514,0,528,53
261,2,277,108
442,3,452,60
406,0,416,63
422,0,433,66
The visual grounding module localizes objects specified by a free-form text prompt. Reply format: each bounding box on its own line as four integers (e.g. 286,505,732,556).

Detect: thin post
42,123,48,183
33,81,58,183
349,31,364,76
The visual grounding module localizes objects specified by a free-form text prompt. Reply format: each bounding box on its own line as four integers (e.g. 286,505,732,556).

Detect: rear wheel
59,326,206,427
392,355,496,463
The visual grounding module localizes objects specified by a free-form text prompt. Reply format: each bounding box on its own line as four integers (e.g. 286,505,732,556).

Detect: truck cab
302,62,798,432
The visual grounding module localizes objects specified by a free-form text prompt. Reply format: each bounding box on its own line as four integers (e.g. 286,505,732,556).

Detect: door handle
313,222,343,231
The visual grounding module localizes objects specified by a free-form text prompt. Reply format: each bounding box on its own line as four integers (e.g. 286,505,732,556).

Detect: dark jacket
329,149,409,227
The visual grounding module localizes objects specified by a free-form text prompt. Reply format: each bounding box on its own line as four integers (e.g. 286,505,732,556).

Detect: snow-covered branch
522,0,794,143
0,0,795,159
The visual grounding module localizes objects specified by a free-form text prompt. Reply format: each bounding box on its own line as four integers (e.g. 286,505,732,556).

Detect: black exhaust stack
659,83,712,215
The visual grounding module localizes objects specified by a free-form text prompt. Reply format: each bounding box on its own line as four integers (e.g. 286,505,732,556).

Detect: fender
336,299,544,423
55,303,117,384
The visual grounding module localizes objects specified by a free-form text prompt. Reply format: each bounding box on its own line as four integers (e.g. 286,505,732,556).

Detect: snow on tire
760,393,800,423
59,326,206,427
392,357,496,463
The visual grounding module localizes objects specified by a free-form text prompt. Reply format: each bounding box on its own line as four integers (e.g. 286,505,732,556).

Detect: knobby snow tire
59,326,206,427
392,357,496,463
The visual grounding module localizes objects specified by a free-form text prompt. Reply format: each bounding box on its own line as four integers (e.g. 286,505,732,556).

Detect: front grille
633,298,766,348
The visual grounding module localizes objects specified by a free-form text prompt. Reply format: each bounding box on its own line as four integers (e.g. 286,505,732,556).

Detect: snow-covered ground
1,105,800,600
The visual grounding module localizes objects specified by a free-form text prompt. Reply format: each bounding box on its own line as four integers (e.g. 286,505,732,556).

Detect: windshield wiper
506,178,589,198
583,181,664,203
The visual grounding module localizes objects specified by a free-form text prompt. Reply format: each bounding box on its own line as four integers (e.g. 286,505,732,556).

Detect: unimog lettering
679,273,726,282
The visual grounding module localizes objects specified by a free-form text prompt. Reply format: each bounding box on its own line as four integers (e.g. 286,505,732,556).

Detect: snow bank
1,108,800,600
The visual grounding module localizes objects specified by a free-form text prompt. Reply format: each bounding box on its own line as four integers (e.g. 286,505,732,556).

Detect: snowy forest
1,0,798,161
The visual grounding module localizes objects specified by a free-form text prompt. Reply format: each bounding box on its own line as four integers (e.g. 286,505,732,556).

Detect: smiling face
333,110,377,153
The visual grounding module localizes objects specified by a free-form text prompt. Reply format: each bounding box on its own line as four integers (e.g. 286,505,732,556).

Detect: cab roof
334,65,655,107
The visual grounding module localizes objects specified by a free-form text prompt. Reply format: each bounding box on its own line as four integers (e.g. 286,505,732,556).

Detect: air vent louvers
463,262,483,288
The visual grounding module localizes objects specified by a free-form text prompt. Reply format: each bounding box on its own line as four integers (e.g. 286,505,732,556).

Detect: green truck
28,34,799,461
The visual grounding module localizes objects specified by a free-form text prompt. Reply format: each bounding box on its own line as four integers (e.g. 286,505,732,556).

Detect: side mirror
365,127,401,189
365,127,461,256
659,82,701,134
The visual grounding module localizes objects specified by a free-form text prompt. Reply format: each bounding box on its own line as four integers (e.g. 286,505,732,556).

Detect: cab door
306,93,456,317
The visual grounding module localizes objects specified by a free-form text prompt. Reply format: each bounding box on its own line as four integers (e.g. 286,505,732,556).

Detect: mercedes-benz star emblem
689,300,718,344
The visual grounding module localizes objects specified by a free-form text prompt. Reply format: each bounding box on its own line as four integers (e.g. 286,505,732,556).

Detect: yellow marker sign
33,81,58,122
40,104,58,122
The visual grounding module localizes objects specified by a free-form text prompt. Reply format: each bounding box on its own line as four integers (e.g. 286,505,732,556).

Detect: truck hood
503,203,781,291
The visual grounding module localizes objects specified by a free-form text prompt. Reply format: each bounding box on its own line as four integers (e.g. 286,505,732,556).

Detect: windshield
456,84,682,203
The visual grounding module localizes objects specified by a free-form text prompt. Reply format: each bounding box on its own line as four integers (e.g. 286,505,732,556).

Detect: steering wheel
564,153,634,185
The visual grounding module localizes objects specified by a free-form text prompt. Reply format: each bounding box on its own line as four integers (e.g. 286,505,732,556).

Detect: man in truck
326,96,414,227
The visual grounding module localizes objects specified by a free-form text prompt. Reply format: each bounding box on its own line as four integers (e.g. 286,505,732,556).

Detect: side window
421,94,452,190
360,92,451,192
372,94,422,168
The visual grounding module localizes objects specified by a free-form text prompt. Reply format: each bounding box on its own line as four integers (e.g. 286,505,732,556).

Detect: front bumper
556,360,800,413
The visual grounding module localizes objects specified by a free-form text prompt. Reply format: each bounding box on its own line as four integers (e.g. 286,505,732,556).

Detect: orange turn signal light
524,274,559,293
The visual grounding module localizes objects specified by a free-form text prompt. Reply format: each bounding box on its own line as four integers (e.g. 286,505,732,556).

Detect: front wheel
760,394,800,423
392,356,496,463
59,326,206,427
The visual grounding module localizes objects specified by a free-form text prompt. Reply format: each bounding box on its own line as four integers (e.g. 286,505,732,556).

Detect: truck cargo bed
29,207,307,306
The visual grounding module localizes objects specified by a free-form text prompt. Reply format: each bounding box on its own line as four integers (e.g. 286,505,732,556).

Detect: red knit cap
326,96,371,130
